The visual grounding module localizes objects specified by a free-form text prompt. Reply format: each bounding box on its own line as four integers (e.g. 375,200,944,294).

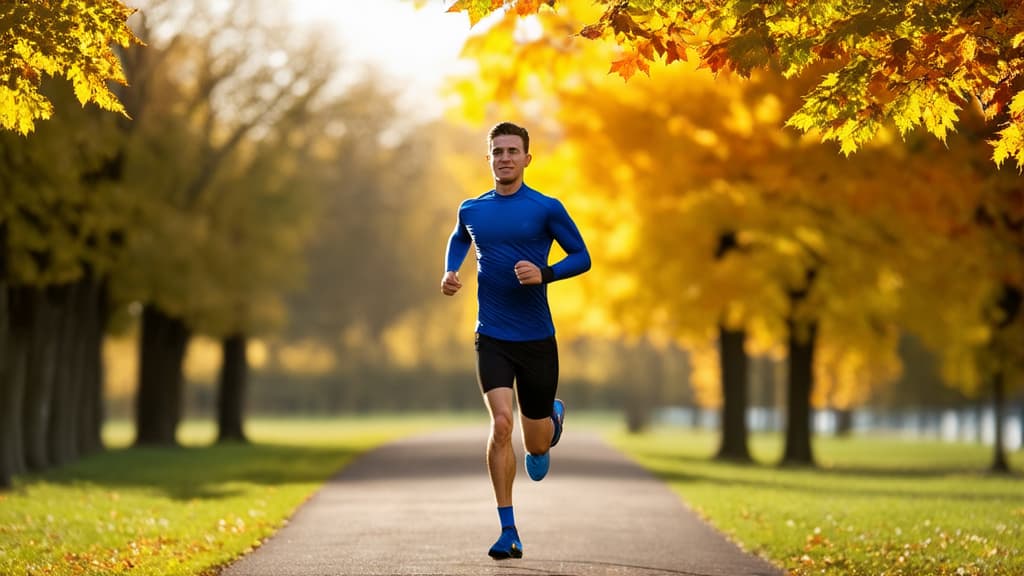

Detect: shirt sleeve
445,202,472,273
546,199,591,282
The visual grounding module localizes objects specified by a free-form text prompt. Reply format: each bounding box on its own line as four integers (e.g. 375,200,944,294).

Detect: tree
0,0,141,134
445,0,1024,169
199,89,342,442
445,0,1000,469
0,73,124,486
894,109,1024,472
113,0,341,446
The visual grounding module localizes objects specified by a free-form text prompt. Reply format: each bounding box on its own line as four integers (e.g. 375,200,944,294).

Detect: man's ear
524,153,532,166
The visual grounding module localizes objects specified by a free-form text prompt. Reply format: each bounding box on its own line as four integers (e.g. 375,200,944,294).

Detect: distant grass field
609,427,1024,576
0,415,482,576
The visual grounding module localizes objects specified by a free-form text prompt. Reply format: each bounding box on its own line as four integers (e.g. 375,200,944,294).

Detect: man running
441,121,591,560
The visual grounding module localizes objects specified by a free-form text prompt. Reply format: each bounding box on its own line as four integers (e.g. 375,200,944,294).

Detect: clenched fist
441,270,462,295
514,261,542,285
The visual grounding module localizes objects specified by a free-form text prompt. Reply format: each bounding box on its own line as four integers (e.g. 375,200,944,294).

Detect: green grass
4,414,1021,576
0,414,482,576
609,427,1024,576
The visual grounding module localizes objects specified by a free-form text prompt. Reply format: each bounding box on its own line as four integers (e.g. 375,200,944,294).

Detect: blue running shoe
525,451,550,481
550,398,565,448
488,527,523,559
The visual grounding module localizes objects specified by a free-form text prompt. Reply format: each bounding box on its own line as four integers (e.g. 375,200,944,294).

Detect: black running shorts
475,333,559,420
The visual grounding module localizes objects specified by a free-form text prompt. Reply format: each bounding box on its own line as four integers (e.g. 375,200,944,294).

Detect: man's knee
522,418,551,455
490,411,515,443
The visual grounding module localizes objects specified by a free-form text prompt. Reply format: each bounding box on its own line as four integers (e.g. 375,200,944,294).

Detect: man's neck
495,179,523,196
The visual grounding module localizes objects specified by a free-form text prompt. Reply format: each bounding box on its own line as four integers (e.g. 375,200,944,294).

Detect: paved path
221,427,783,576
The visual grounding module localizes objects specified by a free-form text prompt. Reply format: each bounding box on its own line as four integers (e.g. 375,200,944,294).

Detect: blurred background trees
1,0,1021,489
443,0,1022,470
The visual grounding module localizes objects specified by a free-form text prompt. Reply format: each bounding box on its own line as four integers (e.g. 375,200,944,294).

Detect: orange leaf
637,40,654,61
609,50,650,80
579,23,605,39
666,40,688,64
701,42,732,74
514,0,543,16
610,53,640,81
651,36,666,57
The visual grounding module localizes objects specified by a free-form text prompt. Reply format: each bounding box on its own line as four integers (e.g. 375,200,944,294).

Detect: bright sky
289,0,476,121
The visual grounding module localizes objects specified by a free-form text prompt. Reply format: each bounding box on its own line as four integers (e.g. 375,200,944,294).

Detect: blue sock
498,506,515,530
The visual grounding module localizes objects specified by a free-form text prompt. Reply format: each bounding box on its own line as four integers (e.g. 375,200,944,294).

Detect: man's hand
441,271,462,295
514,261,542,285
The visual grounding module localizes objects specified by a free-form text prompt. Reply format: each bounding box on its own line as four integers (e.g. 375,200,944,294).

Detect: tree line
1,0,1021,492
0,0,450,488
444,0,1023,472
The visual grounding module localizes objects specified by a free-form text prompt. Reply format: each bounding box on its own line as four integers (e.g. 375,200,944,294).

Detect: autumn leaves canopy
448,0,1024,169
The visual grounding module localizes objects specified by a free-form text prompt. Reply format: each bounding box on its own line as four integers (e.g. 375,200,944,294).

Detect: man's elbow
579,251,592,273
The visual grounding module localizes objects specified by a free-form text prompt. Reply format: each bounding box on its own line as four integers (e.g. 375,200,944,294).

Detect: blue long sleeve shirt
445,183,591,341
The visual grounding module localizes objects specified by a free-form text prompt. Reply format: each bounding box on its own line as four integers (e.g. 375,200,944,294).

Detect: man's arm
442,206,472,295
544,199,591,282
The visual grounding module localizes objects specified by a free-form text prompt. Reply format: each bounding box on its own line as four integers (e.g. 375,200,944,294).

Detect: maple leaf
514,0,547,17
665,40,687,65
0,0,139,134
992,93,1024,169
0,83,54,135
700,42,733,74
610,50,650,81
447,0,507,27
579,23,605,39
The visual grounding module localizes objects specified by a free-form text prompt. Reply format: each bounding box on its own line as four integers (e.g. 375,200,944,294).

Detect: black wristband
541,266,555,283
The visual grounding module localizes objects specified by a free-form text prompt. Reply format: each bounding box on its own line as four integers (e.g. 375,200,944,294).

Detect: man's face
489,134,531,186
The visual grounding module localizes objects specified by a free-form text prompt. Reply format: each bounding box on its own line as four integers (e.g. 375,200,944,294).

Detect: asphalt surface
219,426,784,576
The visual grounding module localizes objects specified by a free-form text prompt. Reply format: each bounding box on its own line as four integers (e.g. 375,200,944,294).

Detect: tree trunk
716,325,751,462
0,228,9,488
976,402,985,445
217,333,249,443
835,409,855,437
990,370,1009,473
1,284,32,488
623,342,655,433
21,286,60,472
47,283,82,468
782,319,817,467
135,305,190,446
0,282,7,489
77,277,107,456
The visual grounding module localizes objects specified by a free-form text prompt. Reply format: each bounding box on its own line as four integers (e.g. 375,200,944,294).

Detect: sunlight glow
289,0,474,120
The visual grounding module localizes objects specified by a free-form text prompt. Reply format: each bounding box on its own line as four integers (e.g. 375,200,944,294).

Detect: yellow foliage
0,0,140,134
277,340,336,376
183,337,222,386
381,314,435,370
247,339,269,370
443,0,1024,405
688,342,722,409
103,336,139,398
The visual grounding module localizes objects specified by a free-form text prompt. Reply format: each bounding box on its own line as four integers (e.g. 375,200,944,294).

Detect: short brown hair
488,122,530,154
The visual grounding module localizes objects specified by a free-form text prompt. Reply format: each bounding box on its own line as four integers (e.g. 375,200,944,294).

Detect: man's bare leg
483,388,516,507
522,399,564,482
521,413,554,457
483,388,523,559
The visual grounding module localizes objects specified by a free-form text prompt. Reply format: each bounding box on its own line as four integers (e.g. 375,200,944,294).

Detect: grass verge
0,414,481,576
609,427,1024,576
